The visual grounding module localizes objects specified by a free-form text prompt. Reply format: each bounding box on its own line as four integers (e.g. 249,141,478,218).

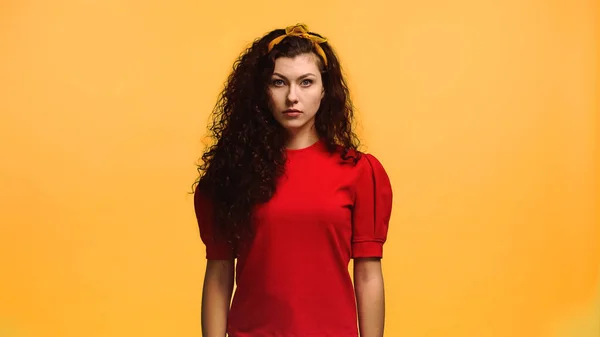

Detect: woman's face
267,53,324,135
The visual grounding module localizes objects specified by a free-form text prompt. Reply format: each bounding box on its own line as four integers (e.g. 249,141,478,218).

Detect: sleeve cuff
352,241,383,258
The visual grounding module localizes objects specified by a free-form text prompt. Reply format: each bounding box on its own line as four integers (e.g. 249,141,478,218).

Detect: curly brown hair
193,25,361,249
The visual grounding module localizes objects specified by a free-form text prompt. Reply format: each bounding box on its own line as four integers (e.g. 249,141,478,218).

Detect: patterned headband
267,24,328,67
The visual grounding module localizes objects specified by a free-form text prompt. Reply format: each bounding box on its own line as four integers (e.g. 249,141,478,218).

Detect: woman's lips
283,109,302,117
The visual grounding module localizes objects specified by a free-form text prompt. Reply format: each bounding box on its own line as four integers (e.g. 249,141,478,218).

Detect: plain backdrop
1,1,598,336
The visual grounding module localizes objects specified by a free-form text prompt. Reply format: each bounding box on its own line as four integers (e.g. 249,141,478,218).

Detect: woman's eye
272,79,285,86
301,79,313,86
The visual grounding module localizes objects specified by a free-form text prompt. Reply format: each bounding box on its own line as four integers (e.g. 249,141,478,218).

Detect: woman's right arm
201,259,235,337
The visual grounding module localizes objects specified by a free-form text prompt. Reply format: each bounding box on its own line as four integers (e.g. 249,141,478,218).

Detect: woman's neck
284,127,319,150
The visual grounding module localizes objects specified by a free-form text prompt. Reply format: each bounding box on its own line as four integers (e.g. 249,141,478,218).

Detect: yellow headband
267,24,328,67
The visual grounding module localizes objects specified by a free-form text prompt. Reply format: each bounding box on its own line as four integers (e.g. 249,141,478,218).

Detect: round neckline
285,138,323,154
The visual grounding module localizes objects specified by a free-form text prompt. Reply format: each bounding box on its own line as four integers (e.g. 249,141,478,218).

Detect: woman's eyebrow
272,72,316,80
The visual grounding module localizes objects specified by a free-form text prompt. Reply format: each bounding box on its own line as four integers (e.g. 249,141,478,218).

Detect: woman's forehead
272,53,321,75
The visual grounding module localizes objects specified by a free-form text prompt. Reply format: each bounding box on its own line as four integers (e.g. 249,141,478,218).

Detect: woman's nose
286,85,299,103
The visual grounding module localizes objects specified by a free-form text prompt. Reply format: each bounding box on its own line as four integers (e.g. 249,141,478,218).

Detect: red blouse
194,139,393,336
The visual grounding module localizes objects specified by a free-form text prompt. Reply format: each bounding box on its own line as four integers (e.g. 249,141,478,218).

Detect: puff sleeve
351,154,393,259
193,185,235,260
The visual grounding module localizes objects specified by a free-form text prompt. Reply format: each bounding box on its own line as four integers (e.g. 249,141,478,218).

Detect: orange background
1,1,598,336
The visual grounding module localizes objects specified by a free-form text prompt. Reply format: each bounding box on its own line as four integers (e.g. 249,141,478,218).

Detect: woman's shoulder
333,145,388,171
356,151,390,184
330,146,391,186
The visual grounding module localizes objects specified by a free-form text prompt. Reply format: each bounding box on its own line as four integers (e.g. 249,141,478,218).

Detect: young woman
193,23,393,337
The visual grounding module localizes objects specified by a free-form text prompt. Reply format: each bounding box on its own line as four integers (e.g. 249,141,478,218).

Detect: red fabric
194,139,393,336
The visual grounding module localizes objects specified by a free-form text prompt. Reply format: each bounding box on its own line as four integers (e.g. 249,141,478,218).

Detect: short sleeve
351,154,393,259
193,185,235,260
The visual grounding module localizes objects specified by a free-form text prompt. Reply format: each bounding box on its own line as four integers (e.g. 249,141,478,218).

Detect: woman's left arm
354,257,385,337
